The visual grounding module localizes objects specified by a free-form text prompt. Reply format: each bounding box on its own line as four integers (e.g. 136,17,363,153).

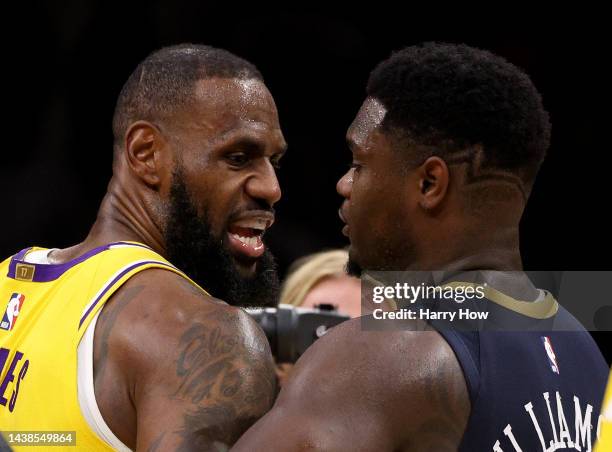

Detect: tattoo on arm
173,319,275,450
94,283,274,450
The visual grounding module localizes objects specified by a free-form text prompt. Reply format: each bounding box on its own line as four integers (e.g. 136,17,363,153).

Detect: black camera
246,303,350,363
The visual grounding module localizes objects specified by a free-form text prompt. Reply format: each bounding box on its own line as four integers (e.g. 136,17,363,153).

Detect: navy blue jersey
434,295,609,452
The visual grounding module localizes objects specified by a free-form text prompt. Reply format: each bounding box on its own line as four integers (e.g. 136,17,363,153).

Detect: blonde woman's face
300,274,362,318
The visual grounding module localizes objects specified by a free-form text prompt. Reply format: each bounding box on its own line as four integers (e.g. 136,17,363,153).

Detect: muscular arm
93,269,276,451
233,318,470,452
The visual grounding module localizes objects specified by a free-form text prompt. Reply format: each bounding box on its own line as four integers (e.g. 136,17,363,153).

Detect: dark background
1,5,609,360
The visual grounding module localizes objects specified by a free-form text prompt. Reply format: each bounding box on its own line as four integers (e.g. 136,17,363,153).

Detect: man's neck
407,224,523,272
49,178,166,264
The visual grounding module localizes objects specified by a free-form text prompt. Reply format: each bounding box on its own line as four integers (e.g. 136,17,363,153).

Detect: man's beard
346,255,363,277
346,233,418,277
163,172,279,308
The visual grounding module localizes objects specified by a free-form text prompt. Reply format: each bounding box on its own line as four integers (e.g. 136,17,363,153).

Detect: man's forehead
348,97,387,147
194,78,275,113
185,78,279,133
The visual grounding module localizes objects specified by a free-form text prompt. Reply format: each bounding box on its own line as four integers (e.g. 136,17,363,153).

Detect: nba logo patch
541,336,560,374
0,293,26,331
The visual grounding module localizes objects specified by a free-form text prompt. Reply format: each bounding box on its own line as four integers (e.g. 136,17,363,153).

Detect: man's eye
226,153,249,167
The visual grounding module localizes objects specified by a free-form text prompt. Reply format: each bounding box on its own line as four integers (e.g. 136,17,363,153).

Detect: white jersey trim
77,309,133,452
23,248,57,264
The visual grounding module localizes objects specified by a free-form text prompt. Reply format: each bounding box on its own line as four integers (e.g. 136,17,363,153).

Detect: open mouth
226,216,272,260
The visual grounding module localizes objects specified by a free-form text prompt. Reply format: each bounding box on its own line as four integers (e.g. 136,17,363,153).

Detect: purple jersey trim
6,241,154,283
78,260,177,329
12,247,33,261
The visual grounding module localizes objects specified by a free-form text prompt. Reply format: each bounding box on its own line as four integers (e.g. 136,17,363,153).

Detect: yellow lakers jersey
595,369,612,452
0,241,202,451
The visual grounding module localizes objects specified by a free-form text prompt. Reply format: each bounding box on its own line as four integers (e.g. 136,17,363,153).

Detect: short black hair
367,42,551,187
112,43,263,151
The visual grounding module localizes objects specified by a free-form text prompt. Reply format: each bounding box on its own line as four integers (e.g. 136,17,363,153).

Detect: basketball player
233,43,609,451
0,44,286,450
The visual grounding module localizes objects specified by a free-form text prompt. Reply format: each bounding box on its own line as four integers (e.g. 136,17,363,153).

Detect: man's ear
417,156,450,211
123,121,168,188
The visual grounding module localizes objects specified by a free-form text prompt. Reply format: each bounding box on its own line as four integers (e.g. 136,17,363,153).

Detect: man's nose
246,160,282,206
336,168,353,199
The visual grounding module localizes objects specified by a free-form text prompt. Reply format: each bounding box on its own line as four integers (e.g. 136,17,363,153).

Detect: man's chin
231,255,258,279
220,247,280,308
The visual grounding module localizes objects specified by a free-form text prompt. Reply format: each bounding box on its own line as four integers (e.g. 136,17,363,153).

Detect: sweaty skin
233,94,528,451
48,77,286,451
234,317,470,452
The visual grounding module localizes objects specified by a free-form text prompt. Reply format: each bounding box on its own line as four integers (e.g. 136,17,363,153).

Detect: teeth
231,234,259,248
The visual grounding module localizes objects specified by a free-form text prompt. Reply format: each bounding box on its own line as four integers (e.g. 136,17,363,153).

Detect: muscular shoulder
275,317,470,450
97,268,264,357
94,268,276,449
